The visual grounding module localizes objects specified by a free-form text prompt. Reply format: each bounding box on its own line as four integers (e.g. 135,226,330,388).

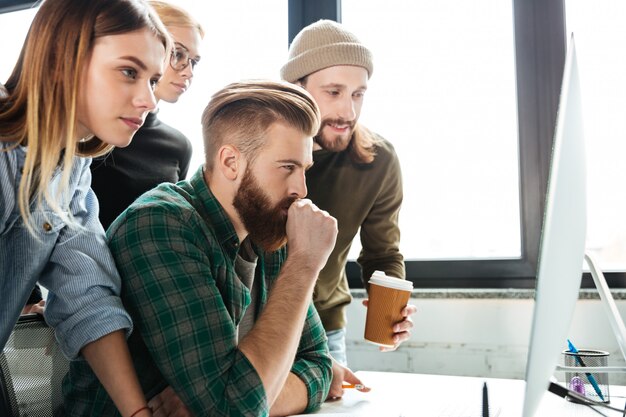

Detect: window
0,7,38,81
342,0,521,261
565,1,626,272
5,0,606,288
334,0,569,287
151,1,288,175
0,1,287,180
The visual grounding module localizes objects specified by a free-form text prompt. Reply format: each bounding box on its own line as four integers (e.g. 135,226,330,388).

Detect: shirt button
42,222,52,232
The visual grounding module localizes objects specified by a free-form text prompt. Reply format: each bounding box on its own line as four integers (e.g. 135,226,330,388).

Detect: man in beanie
281,19,417,392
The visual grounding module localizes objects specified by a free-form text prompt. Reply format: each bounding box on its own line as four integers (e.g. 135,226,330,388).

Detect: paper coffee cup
364,271,413,347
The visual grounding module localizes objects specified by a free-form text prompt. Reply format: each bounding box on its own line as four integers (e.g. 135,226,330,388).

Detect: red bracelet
129,405,151,417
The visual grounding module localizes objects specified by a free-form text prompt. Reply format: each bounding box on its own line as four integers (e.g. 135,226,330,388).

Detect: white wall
344,290,626,385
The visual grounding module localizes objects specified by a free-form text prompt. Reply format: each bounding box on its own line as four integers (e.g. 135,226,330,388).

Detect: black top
90,112,193,229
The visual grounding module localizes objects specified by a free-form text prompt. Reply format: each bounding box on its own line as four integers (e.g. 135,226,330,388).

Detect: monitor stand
556,252,626,373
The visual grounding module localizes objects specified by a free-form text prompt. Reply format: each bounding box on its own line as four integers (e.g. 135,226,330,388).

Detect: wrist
128,405,151,417
282,255,321,278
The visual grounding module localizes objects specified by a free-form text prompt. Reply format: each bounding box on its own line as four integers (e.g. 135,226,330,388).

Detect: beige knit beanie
281,19,373,83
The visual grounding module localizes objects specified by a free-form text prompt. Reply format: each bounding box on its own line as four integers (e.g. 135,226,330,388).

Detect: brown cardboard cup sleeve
364,271,413,347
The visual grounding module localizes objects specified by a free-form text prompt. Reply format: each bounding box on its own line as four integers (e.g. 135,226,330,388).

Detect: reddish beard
233,168,296,252
314,117,355,152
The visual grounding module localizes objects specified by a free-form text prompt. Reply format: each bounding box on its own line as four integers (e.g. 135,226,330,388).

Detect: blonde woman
91,0,204,230
0,0,170,416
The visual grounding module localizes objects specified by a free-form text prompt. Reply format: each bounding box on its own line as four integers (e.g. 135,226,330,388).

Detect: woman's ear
217,144,241,181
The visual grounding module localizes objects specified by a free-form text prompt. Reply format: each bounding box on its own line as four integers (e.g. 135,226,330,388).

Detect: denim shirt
0,142,132,359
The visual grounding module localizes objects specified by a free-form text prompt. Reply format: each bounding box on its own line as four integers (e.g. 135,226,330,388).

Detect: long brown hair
0,0,170,230
349,124,381,164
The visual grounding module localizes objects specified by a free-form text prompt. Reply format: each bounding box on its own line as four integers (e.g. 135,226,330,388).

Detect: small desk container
562,349,610,403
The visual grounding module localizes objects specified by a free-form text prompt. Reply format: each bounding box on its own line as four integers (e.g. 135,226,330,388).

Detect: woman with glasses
0,0,170,416
90,0,204,230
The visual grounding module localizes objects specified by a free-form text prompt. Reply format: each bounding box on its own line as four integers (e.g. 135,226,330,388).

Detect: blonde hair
202,80,320,173
0,0,170,232
149,0,205,38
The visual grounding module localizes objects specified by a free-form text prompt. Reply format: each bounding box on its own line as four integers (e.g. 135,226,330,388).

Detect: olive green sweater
307,136,405,331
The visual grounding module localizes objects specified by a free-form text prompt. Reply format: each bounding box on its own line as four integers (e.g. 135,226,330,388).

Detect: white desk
294,371,626,416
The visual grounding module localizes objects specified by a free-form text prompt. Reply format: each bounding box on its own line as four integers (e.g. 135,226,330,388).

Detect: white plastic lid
368,270,413,291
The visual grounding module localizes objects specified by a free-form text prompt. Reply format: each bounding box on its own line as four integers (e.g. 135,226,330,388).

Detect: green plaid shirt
63,167,332,416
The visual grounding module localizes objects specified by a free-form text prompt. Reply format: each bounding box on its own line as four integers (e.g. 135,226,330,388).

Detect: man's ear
217,145,242,181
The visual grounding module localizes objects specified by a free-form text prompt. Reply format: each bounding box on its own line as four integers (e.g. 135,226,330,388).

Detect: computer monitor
522,36,586,417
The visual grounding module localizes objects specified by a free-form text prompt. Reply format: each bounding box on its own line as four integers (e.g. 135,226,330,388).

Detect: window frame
0,0,38,14
289,0,626,289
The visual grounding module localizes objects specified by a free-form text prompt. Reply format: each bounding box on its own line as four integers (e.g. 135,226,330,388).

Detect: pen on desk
342,383,365,390
567,339,605,401
482,381,489,417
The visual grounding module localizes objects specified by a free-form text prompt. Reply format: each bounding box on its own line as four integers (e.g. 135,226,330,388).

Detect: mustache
279,196,298,213
321,117,356,130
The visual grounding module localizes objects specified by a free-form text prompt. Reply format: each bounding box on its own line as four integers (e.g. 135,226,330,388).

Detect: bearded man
65,80,336,417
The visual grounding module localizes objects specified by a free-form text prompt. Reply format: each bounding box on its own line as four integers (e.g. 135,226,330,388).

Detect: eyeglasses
170,43,200,72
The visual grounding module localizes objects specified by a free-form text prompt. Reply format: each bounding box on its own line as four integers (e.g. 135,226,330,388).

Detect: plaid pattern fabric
63,167,331,416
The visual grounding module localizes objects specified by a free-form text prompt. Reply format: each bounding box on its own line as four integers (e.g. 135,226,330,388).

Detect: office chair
0,314,69,417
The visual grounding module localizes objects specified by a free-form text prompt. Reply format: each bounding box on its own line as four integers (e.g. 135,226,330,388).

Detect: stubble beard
314,117,355,152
